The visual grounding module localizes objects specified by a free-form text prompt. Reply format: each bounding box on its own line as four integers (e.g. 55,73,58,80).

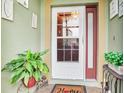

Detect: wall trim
50,3,98,7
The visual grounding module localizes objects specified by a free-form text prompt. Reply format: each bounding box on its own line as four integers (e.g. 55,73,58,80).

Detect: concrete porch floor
36,84,102,93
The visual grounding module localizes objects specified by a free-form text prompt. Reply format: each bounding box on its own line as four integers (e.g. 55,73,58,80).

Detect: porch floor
36,84,102,93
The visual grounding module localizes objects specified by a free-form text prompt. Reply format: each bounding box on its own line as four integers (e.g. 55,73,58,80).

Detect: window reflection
64,39,71,49
72,39,79,49
57,11,80,62
57,12,79,37
57,25,63,36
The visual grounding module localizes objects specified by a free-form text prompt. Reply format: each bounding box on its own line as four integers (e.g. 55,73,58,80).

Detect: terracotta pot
23,76,36,88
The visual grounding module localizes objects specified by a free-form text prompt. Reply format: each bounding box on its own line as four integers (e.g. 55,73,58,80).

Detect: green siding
1,0,41,93
107,0,123,52
40,0,45,50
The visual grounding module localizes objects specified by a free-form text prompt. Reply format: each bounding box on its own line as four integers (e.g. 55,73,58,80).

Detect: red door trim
86,6,97,79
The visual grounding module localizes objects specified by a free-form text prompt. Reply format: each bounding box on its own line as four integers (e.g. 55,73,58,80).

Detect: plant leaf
26,50,32,61
17,71,26,82
10,68,24,84
10,58,25,64
43,63,49,74
2,58,25,72
10,67,24,79
10,74,22,84
33,70,41,81
30,61,37,69
40,49,49,56
24,72,30,86
37,61,44,72
11,62,24,71
34,52,40,60
25,62,33,73
17,53,26,57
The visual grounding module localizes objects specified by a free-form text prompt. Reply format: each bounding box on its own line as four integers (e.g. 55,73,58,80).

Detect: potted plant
104,51,123,74
1,49,49,88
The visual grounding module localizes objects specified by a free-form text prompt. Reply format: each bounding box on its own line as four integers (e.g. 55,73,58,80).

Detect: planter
23,76,36,88
108,64,123,75
17,81,37,93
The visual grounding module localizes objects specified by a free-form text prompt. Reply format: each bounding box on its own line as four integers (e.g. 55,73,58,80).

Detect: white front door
51,6,85,80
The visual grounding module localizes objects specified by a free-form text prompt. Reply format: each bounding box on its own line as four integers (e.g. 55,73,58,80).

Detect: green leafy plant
104,51,123,66
1,49,49,87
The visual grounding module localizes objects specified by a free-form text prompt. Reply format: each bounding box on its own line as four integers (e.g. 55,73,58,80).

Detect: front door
51,6,85,79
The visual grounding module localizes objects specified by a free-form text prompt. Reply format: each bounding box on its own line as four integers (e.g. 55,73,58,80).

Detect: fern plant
104,51,123,66
1,49,49,87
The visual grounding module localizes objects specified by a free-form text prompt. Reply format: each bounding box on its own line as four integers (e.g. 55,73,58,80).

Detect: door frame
50,4,98,81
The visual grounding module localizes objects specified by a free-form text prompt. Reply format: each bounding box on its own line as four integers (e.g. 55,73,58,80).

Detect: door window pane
72,50,79,61
72,38,79,49
57,39,63,49
65,50,71,61
57,13,64,24
57,50,64,61
57,25,63,36
64,38,71,49
57,12,80,37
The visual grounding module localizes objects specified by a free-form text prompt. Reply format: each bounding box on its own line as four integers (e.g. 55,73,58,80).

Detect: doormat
51,84,87,93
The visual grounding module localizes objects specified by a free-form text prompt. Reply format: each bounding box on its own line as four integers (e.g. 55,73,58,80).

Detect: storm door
51,6,85,79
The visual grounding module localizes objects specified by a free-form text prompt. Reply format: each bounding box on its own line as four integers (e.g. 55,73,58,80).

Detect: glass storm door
52,6,85,79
